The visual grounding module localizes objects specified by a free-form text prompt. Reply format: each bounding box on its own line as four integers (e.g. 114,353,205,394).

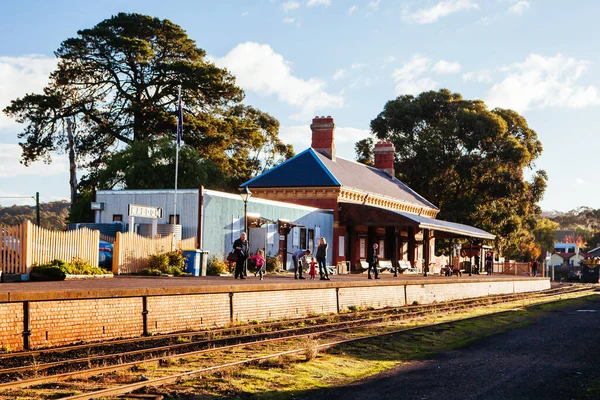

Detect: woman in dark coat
233,232,248,280
316,237,330,280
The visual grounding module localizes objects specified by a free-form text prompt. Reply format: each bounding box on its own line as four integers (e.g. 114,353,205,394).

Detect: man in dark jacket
233,232,248,280
367,243,380,279
292,249,311,279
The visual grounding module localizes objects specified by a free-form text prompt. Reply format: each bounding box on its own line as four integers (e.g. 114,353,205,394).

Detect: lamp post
239,187,252,275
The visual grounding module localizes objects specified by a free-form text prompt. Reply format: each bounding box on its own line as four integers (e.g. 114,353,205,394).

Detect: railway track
0,284,595,399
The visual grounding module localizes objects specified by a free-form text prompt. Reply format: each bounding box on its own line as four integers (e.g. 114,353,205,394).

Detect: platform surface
0,273,548,302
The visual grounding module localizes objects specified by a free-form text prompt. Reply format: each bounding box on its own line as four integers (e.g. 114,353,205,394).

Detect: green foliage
364,89,546,257
68,189,94,223
533,218,559,258
206,254,229,276
31,258,111,280
266,253,282,273
3,13,293,196
0,201,70,230
145,250,185,276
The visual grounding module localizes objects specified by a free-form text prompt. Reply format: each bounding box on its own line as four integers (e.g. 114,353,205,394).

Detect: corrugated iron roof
242,148,437,211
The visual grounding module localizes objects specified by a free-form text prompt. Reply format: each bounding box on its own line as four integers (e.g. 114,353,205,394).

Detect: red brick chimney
310,116,335,161
374,141,395,177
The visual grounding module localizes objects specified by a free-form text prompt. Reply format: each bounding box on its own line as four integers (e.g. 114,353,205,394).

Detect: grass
150,292,597,399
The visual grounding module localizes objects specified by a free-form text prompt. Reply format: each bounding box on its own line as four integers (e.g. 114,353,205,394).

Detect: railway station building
241,116,495,272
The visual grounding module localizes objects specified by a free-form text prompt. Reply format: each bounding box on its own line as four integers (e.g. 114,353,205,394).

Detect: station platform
0,274,550,351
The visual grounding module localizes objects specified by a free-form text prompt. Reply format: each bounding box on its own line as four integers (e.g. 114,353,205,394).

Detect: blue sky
0,0,597,212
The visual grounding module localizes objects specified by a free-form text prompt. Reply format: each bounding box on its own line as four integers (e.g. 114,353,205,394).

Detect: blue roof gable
242,149,340,188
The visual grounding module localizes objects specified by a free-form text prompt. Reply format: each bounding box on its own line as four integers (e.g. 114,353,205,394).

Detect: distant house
553,242,577,254
550,251,589,267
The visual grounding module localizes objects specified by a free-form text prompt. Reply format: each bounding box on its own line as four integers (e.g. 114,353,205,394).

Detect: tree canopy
4,13,292,205
357,89,547,260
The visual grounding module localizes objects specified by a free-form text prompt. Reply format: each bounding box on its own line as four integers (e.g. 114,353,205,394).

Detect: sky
0,0,598,212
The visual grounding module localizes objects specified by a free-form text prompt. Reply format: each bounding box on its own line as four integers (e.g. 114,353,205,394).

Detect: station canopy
338,202,495,240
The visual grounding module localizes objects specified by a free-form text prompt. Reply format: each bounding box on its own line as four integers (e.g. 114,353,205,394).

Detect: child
308,257,318,280
248,249,266,280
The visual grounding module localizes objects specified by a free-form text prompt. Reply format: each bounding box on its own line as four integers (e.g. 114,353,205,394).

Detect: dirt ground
298,295,600,400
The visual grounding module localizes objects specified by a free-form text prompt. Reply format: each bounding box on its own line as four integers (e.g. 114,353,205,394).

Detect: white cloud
279,125,370,160
432,60,461,74
281,0,301,12
462,69,493,83
351,63,367,70
348,5,357,14
0,55,57,129
215,42,343,121
576,178,586,185
0,143,68,178
403,0,479,24
283,17,296,24
508,1,530,16
384,56,396,64
485,54,600,112
392,55,437,95
333,69,348,80
306,0,331,6
241,11,249,16
369,0,380,10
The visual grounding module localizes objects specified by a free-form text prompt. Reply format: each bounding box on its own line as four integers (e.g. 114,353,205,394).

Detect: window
378,239,385,258
169,214,180,224
300,228,307,249
112,214,123,222
308,229,314,252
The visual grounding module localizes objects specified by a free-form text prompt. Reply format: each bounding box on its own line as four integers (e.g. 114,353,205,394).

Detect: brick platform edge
0,278,550,351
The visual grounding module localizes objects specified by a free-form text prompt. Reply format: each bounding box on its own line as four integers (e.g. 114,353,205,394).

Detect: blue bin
183,250,209,276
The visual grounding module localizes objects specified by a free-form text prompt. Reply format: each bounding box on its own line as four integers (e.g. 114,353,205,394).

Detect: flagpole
173,85,181,251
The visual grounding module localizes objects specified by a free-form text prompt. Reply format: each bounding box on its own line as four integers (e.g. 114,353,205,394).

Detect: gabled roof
242,148,437,211
242,149,340,188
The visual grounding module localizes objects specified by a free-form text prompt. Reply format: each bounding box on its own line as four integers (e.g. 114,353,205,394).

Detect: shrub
207,254,228,276
146,251,185,276
266,253,282,273
31,258,111,280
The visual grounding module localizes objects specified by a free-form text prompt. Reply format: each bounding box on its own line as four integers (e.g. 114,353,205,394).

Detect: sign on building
128,204,163,219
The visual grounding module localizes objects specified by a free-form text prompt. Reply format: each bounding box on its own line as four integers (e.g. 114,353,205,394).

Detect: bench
378,260,393,273
398,261,418,274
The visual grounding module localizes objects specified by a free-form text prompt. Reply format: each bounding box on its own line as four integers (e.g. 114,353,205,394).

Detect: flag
176,87,183,147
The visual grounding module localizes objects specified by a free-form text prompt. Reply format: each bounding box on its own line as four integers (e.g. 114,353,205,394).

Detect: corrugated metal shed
95,189,334,269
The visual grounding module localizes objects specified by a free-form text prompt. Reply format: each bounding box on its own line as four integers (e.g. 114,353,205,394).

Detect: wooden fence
1,221,100,274
2,221,199,276
0,223,26,274
112,232,198,274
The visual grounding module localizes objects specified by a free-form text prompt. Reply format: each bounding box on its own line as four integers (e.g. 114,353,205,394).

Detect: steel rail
0,285,582,364
58,287,597,400
0,286,592,395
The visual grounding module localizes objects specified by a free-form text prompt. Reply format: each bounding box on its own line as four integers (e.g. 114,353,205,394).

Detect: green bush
31,258,111,280
146,250,186,276
266,253,282,273
207,254,229,276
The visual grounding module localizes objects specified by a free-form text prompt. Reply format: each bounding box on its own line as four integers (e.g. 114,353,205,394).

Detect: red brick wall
0,279,551,350
147,294,231,334
233,289,337,322
29,298,143,348
0,303,24,351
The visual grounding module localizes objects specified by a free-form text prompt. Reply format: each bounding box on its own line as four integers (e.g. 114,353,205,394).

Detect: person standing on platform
292,249,311,279
485,252,493,275
233,232,248,280
248,249,266,280
532,258,539,277
367,243,380,279
316,237,330,280
308,257,318,280
474,252,481,275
